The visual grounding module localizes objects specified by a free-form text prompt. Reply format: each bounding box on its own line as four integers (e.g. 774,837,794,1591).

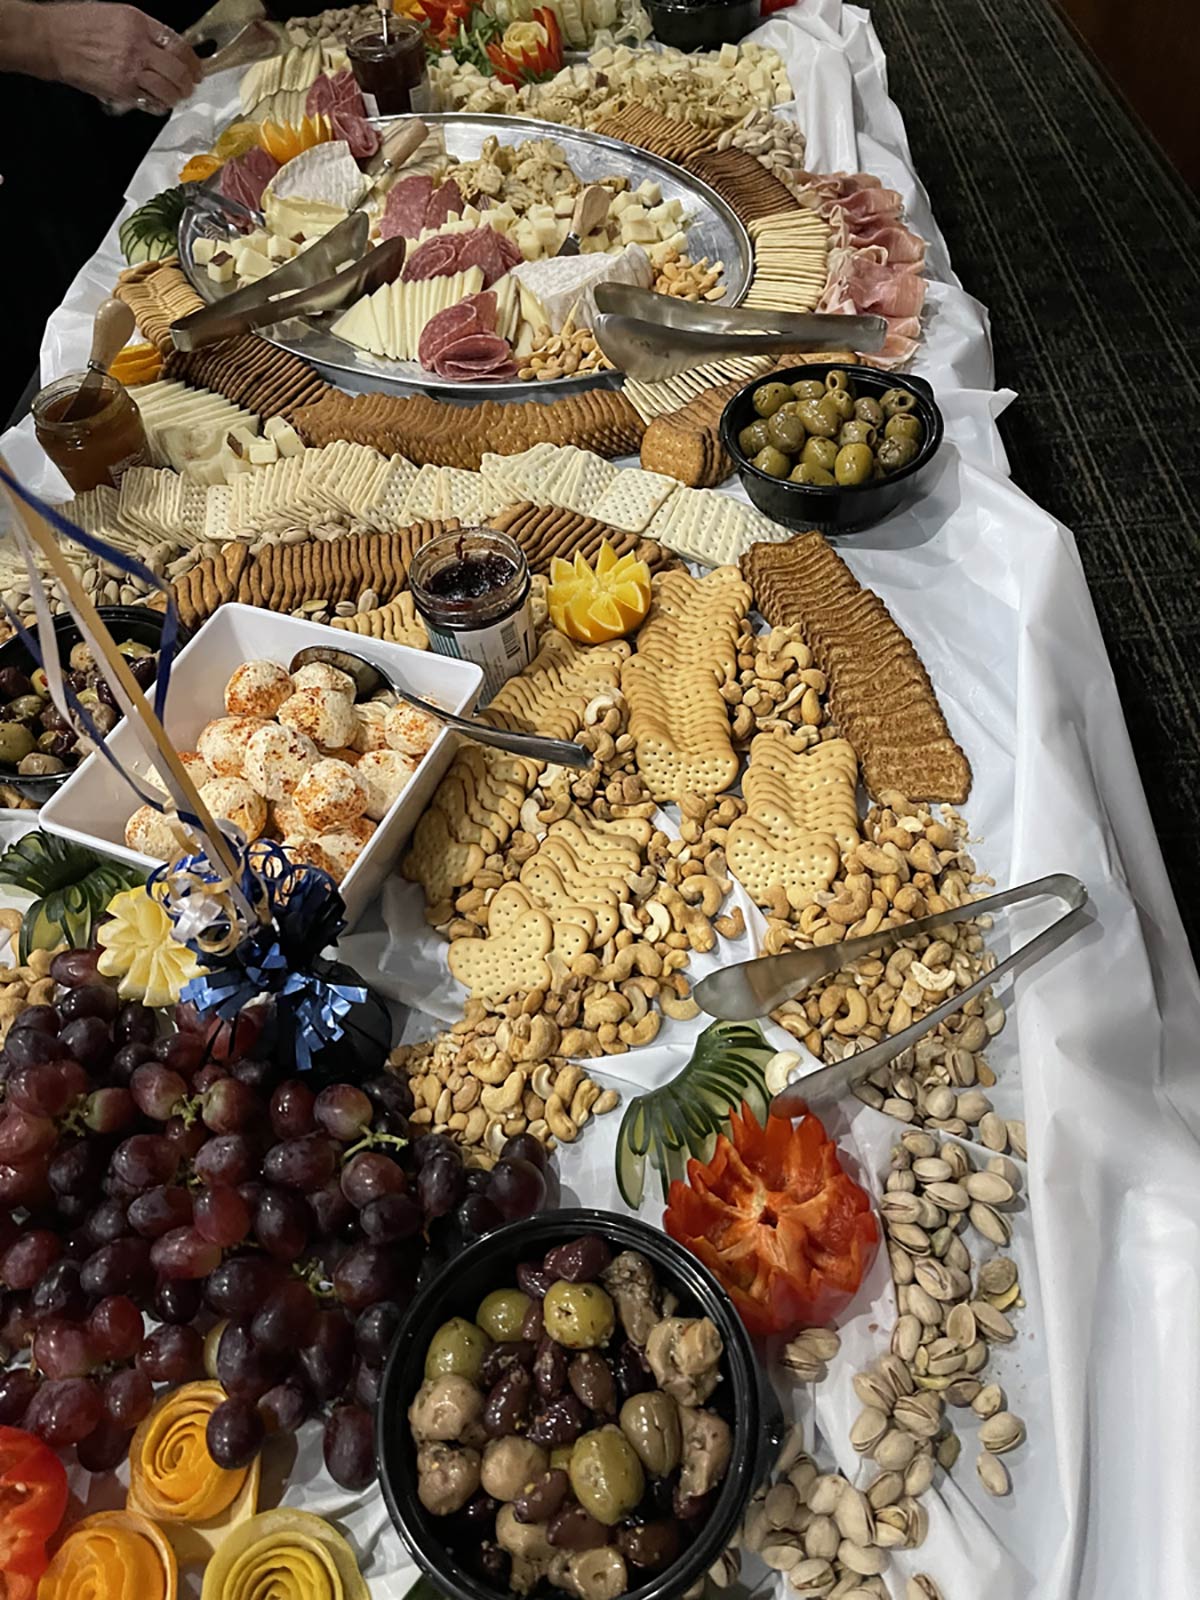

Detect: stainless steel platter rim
177,110,753,403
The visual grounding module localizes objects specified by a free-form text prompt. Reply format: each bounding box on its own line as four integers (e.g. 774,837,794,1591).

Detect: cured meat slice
423,178,464,231
332,108,379,161
840,186,904,222
418,302,481,369
432,332,516,380
381,175,434,240
306,74,335,116
402,236,460,281
455,226,522,288
221,146,279,211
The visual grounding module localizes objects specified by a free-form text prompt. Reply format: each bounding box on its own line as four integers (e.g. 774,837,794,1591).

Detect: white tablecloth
3,6,1198,1597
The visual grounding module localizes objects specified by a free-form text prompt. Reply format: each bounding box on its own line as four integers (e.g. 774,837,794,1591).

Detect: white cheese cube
248,439,279,465
192,237,218,266
207,254,236,284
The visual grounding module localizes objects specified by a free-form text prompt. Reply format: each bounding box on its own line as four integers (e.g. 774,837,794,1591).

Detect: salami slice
418,302,482,370
381,175,434,240
331,109,379,161
423,178,464,231
460,290,497,333
402,236,460,281
431,332,516,380
306,74,335,117
222,147,279,210
328,69,367,115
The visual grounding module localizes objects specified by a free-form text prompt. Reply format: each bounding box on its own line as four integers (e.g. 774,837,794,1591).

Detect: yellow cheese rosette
127,1382,260,1563
37,1510,176,1600
200,1510,370,1600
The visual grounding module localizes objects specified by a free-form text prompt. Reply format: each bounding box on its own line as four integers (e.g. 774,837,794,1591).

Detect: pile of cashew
720,623,830,746
0,935,57,1041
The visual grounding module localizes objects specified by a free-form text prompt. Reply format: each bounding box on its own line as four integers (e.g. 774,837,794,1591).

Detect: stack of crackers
115,259,204,351
685,149,802,225
744,208,831,316
163,334,332,421
592,107,718,164
489,504,673,575
742,533,973,803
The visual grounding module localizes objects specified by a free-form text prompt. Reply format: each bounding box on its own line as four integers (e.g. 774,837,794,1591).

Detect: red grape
14,1003,60,1036
154,1276,205,1325
82,1087,137,1136
250,1280,317,1353
269,1080,316,1142
131,1064,188,1122
340,1151,405,1209
161,1031,209,1079
355,1301,403,1369
33,1319,96,1378
26,1376,102,1446
456,1194,504,1243
499,1133,548,1172
138,1324,205,1384
192,1133,255,1188
76,1418,133,1472
207,1396,264,1468
299,1310,354,1402
58,1017,114,1072
80,1237,154,1299
333,1243,410,1313
201,1078,258,1135
205,1256,286,1318
258,1381,311,1435
59,983,119,1023
0,1157,51,1208
111,1134,180,1191
360,1194,423,1244
0,1367,39,1425
150,1227,222,1280
231,1059,275,1092
417,1154,466,1220
253,1188,311,1261
1,1229,62,1289
85,1198,130,1247
87,1296,144,1362
487,1157,546,1222
164,1115,207,1159
114,1003,157,1046
192,1063,228,1093
0,1293,35,1353
262,1135,336,1192
411,1133,458,1169
314,1085,372,1143
194,1187,251,1247
324,1404,375,1490
0,1108,58,1162
307,1180,356,1238
31,1260,87,1323
9,1062,83,1118
101,1366,154,1428
216,1322,282,1402
51,947,104,986
48,1140,102,1200
362,1072,413,1119
353,1362,382,1408
109,1041,154,1083
5,1027,66,1070
128,1185,194,1239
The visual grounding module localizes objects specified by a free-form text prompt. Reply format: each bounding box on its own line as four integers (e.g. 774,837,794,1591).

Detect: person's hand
46,3,202,112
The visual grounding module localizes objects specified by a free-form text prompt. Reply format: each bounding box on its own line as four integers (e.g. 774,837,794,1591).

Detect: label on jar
424,597,535,701
361,91,380,117
108,447,147,488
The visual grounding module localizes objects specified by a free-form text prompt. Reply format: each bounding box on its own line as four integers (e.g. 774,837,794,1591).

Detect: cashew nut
678,875,725,917
618,1011,662,1047
713,907,745,939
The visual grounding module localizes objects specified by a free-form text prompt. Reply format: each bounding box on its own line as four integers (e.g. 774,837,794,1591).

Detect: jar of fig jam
347,22,431,116
32,372,147,493
409,529,535,700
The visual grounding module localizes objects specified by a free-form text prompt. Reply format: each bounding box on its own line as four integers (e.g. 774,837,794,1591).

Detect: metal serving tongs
693,874,1090,1106
592,283,889,382
288,646,592,770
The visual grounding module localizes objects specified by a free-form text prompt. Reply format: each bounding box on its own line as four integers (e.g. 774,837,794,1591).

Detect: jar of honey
347,22,431,116
32,372,147,494
409,529,535,699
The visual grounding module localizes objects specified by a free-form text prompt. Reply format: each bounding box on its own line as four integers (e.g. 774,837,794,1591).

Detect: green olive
543,1281,616,1349
884,414,923,444
118,640,152,659
77,688,100,707
877,436,919,473
7,695,44,722
791,379,826,401
766,412,806,453
824,388,855,422
839,420,877,448
795,399,837,439
800,437,838,473
881,387,917,419
834,443,875,486
68,643,94,673
425,1316,492,1380
824,368,851,393
569,1426,645,1525
476,1289,532,1343
790,463,836,486
29,668,50,696
0,723,35,765
751,446,791,479
751,382,793,419
17,753,65,775
738,419,771,456
854,396,883,427
550,1444,576,1472
618,1392,681,1476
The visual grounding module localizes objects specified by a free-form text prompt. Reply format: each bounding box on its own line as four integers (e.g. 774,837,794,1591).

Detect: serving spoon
288,645,592,769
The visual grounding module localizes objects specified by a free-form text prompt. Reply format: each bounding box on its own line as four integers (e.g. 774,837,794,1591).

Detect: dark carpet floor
864,0,1200,961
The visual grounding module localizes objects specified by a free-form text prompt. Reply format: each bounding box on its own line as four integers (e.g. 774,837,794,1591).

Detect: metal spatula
693,873,1089,1106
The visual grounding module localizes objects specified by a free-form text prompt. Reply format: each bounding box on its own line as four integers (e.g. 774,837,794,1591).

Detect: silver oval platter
177,111,752,402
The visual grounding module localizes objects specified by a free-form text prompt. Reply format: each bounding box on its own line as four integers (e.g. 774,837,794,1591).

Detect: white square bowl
40,605,482,929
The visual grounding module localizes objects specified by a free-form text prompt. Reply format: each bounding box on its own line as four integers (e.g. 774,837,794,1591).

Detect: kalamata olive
479,1339,536,1389
516,1261,554,1299
569,1351,616,1416
528,1393,589,1447
521,1299,544,1342
533,1334,567,1401
39,703,69,733
37,731,75,760
459,1491,499,1530
674,1487,715,1522
614,1342,655,1401
483,1364,532,1437
617,1519,681,1571
513,1467,570,1524
0,668,31,700
543,1235,612,1285
547,1503,610,1552
479,1543,510,1584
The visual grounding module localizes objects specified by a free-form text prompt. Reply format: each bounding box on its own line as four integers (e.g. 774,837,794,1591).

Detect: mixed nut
408,1236,733,1598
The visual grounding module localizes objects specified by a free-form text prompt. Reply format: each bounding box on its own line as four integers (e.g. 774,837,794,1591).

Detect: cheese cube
192,237,218,266
248,439,279,465
237,249,275,281
207,254,236,284
719,42,738,67
622,219,656,244
267,235,298,261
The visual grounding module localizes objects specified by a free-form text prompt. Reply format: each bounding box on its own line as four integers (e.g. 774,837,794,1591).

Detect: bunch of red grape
0,946,550,1490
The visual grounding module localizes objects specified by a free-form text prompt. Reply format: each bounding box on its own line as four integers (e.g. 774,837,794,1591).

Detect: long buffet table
3,4,1199,1597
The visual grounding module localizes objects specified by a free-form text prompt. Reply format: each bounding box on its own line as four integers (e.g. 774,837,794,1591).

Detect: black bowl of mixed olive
720,362,944,533
0,607,168,803
378,1210,774,1600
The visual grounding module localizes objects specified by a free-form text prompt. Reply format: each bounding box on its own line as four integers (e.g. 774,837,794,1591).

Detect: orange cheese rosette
37,1510,176,1600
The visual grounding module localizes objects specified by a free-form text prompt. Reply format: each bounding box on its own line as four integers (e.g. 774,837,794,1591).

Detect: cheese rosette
200,1509,370,1600
37,1510,177,1600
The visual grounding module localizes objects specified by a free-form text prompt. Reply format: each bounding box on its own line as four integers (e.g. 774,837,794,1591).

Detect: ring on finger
154,27,173,48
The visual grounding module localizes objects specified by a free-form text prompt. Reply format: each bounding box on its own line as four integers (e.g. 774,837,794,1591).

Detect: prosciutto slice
221,146,279,211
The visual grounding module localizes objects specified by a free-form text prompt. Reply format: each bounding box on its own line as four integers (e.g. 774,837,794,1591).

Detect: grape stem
294,1259,337,1299
341,1130,408,1163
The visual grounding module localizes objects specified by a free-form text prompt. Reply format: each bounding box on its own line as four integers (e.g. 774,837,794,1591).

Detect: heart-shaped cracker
520,854,619,945
403,809,485,907
726,815,840,911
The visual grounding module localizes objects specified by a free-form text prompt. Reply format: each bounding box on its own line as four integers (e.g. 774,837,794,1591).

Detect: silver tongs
170,214,405,351
693,874,1090,1106
592,284,888,382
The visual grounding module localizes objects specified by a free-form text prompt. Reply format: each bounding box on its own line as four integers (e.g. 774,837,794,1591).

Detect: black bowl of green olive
720,362,944,533
0,606,170,804
377,1209,777,1600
